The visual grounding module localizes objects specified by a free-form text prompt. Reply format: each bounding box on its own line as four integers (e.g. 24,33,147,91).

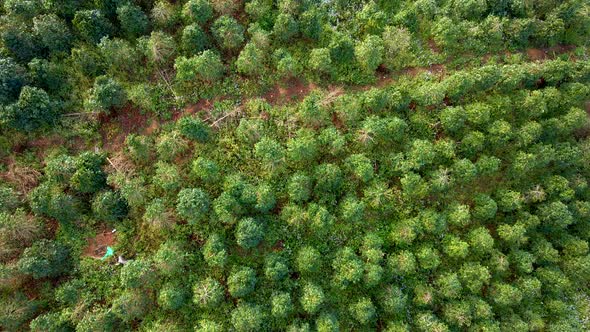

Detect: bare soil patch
100,105,151,152
82,229,116,259
263,77,318,106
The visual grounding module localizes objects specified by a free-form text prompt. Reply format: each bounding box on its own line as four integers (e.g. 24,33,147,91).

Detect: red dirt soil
262,78,318,106
100,105,151,152
83,229,116,259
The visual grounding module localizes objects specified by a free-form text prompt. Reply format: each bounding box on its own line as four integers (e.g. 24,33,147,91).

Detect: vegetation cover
0,0,590,331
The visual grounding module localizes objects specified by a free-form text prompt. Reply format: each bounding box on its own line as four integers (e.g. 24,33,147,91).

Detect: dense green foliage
1,0,590,331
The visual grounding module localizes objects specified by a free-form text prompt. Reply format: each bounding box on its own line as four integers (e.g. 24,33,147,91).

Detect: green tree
316,313,339,332
345,154,373,183
72,10,113,44
85,76,127,114
92,190,128,223
213,192,243,225
459,262,490,294
436,273,462,300
301,283,324,314
273,13,298,43
468,227,495,256
288,172,312,203
194,319,224,332
17,239,71,279
265,254,289,281
212,16,244,50
154,241,188,277
76,308,120,332
407,139,436,170
203,233,227,268
111,291,150,322
156,130,189,161
231,303,264,332
158,283,188,311
120,259,155,289
32,14,72,54
2,86,56,132
271,292,293,319
496,190,523,213
176,188,211,224
442,235,470,259
452,158,477,184
153,161,181,193
228,266,256,298
0,186,19,213
125,134,152,165
117,3,149,39
472,194,497,221
29,312,73,332
255,137,285,171
296,246,321,275
0,57,26,105
383,26,413,70
69,152,107,194
193,277,224,309
491,282,522,307
287,129,319,167
314,163,343,201
349,297,376,325
192,157,220,184
355,35,384,74
175,51,224,83
182,0,213,24
308,48,332,75
255,183,276,212
236,43,265,76
177,116,211,142
181,24,209,56
359,116,407,146
332,247,363,289
235,217,264,249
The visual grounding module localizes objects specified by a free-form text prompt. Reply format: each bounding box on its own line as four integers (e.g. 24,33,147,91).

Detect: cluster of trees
1,0,590,331
1,50,590,330
1,0,589,136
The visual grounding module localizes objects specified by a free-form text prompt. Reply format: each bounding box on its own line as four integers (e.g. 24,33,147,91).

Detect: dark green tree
92,190,128,223
176,188,211,224
85,76,127,114
117,3,149,39
72,10,113,44
0,57,26,105
17,239,71,279
235,217,264,249
1,86,56,132
228,266,257,298
181,24,209,56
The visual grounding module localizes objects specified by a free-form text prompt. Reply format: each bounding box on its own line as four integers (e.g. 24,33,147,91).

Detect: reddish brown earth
263,78,318,106
100,105,150,152
82,229,117,259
